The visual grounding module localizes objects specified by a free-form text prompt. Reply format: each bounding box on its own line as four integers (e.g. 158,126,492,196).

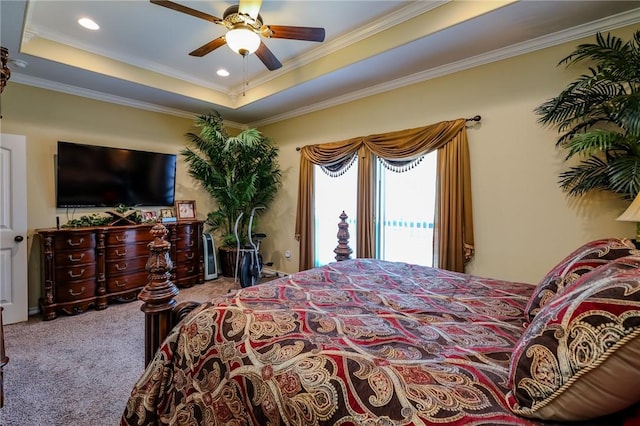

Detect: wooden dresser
37,221,204,320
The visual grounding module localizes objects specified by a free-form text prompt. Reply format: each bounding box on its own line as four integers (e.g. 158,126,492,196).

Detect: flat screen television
56,141,177,208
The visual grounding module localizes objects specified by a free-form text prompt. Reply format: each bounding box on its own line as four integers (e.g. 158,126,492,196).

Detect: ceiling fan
150,0,326,71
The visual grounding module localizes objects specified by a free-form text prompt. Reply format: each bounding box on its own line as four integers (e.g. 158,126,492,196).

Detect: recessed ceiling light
216,69,230,77
78,18,99,30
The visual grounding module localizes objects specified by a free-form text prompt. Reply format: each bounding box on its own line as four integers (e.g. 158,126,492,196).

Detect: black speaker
202,233,218,280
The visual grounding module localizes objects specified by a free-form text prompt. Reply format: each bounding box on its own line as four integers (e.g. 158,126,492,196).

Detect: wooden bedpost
334,211,353,261
139,220,179,367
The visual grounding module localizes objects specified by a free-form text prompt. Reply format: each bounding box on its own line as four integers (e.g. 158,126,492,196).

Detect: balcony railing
378,219,433,267
314,218,433,267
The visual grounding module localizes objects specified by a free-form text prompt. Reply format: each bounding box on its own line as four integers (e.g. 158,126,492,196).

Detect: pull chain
242,53,248,97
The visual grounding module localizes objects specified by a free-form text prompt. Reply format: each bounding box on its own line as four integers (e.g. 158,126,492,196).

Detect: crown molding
250,7,640,127
27,1,445,100
28,25,231,94
11,6,640,128
10,73,197,119
232,1,448,95
9,72,247,128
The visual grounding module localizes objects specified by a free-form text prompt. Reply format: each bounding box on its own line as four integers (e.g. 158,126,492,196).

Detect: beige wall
258,24,637,283
1,24,636,312
1,86,214,309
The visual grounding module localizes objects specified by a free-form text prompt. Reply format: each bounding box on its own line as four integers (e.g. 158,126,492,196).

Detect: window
376,152,436,266
313,157,358,267
313,152,436,266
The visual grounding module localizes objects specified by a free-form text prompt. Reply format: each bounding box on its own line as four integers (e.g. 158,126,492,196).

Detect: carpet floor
0,277,240,426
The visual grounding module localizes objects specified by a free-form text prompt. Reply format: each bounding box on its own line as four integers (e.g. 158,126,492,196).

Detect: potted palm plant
181,110,282,276
535,30,640,200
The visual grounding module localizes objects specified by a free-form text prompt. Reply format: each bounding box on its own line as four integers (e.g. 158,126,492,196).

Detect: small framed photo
159,208,174,218
175,200,197,220
141,210,157,222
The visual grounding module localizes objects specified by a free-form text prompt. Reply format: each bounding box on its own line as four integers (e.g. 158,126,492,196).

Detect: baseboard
29,306,40,316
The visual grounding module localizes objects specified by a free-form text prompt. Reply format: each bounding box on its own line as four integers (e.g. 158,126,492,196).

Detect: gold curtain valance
299,120,465,162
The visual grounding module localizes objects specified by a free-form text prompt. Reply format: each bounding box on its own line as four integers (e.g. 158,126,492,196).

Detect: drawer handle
67,238,85,246
69,287,85,296
185,253,194,260
186,229,194,235
115,280,127,288
115,249,127,256
186,266,195,273
68,253,85,262
68,269,85,278
115,263,128,271
115,235,128,242
187,241,194,247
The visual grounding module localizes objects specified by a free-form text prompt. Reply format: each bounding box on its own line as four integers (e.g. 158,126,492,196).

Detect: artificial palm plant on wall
181,111,281,274
536,30,640,200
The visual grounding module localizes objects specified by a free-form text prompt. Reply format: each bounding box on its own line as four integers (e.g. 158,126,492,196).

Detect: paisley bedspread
121,259,623,425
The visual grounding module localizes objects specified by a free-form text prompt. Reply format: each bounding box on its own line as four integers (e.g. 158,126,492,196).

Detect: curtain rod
295,115,481,151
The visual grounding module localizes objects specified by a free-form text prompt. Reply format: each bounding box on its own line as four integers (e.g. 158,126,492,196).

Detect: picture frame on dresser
159,208,174,218
175,200,196,221
141,210,157,221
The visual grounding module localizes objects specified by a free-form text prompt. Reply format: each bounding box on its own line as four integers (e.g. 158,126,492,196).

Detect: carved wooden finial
0,47,10,95
334,211,353,262
139,220,179,366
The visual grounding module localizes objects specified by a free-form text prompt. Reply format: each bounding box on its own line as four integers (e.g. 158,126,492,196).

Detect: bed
121,238,640,425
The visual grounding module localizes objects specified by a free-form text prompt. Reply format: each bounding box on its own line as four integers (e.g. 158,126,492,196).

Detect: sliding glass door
376,151,436,266
313,151,436,267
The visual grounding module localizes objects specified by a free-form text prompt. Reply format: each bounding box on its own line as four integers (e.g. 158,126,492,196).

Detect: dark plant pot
218,246,248,278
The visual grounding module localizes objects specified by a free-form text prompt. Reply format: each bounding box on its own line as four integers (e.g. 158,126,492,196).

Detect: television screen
56,141,177,208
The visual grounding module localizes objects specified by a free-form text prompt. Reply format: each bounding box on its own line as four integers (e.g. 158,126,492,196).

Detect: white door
0,134,28,324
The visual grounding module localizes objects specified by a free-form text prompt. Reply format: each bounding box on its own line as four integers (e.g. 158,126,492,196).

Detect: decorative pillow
524,238,638,323
507,255,640,421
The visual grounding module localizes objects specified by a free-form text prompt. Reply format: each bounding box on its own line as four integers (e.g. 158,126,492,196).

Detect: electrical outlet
284,250,292,259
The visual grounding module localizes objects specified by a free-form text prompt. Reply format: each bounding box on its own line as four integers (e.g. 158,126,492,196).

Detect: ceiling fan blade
238,0,262,20
189,36,227,57
255,42,282,71
261,25,325,42
150,0,221,23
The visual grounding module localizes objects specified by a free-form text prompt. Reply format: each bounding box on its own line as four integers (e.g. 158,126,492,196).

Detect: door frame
0,133,28,324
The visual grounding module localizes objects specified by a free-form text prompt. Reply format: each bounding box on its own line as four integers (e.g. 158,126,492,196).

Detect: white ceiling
2,1,640,127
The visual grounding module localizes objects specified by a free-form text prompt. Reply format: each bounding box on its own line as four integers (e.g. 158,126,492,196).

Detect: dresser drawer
55,250,95,267
55,279,96,303
175,261,198,277
54,233,96,251
174,222,198,238
106,228,154,245
105,242,152,260
55,263,96,282
175,249,198,263
105,256,148,276
106,270,148,293
176,233,198,250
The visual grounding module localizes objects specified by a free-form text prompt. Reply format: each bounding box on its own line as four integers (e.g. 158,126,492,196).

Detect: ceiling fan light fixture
226,25,260,56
